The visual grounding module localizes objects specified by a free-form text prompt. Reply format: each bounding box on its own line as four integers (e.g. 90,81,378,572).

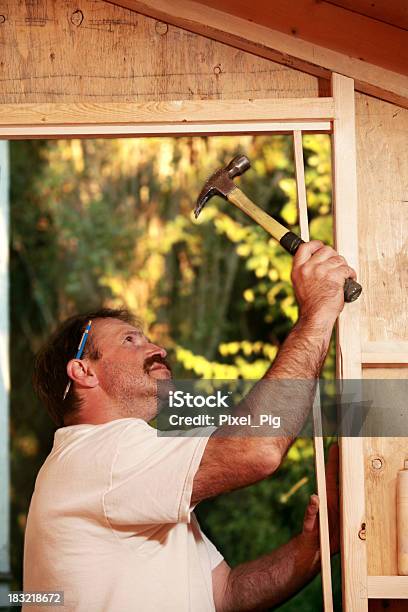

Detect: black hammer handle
280,231,362,303
225,188,362,304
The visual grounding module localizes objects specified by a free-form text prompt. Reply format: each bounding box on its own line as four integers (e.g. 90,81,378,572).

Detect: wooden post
331,73,367,611
294,130,333,611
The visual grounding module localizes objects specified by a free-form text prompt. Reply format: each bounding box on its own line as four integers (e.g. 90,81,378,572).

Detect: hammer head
194,155,251,218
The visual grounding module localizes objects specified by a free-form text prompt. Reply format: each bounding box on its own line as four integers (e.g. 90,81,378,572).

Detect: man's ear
66,359,99,390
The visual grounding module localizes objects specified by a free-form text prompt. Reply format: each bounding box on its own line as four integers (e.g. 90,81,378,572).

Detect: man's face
90,318,172,417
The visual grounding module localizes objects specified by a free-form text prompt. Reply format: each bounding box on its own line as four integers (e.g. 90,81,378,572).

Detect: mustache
143,355,172,373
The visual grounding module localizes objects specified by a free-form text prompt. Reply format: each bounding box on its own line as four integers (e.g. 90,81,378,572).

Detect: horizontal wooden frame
0,98,333,139
0,121,331,139
108,0,408,109
362,342,408,366
367,576,408,598
0,99,335,125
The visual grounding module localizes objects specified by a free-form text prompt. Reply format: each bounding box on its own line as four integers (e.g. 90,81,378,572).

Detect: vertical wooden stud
331,73,367,611
293,131,309,239
294,130,333,611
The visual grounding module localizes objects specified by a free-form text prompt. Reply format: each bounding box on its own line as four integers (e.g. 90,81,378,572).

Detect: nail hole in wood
371,457,383,470
155,21,168,35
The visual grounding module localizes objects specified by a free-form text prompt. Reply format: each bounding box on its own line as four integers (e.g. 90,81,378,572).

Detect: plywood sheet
363,369,408,576
0,0,318,104
356,94,408,344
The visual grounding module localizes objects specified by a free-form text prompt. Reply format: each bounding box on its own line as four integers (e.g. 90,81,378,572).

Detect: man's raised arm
192,241,356,503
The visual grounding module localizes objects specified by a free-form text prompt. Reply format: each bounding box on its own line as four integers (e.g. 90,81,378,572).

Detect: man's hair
32,307,140,427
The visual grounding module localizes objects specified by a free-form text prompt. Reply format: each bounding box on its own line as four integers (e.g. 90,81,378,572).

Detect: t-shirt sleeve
199,525,225,570
103,420,215,526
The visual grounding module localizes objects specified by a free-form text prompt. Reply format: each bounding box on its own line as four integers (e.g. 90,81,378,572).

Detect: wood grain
0,98,335,124
197,0,408,74
0,0,319,104
368,576,408,598
356,94,408,608
332,73,368,611
325,1,408,30
294,129,333,610
356,95,408,345
363,368,408,610
111,0,408,107
364,432,408,576
0,121,332,139
362,342,408,366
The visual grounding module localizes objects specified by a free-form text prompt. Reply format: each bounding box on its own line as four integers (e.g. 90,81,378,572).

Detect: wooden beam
367,576,408,599
363,357,408,367
325,1,408,30
294,130,334,611
108,0,408,108
0,99,333,138
0,98,335,125
0,121,331,139
332,73,367,611
293,131,309,238
362,342,408,366
197,0,407,75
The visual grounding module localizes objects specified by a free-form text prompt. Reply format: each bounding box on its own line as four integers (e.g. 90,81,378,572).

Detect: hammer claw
194,187,215,218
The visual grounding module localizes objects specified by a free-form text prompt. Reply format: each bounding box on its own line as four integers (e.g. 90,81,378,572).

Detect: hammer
195,155,362,303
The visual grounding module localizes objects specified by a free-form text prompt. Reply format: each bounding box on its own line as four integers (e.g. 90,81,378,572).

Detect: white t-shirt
23,418,224,611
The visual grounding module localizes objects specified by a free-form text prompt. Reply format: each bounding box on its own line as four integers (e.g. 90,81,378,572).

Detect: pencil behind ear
66,356,99,391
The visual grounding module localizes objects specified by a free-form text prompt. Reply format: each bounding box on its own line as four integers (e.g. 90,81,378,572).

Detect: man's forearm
231,316,333,453
265,314,333,380
223,533,320,612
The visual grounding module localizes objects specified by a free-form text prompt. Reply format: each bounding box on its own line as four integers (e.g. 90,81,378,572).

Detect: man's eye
125,336,134,343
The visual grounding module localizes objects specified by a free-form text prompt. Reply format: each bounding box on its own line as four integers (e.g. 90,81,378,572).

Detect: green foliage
10,133,337,608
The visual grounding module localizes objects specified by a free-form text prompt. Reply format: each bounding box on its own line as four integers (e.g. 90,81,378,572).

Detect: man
24,240,356,611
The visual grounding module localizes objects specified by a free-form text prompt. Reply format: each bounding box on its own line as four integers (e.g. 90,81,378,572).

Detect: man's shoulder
54,417,150,445
40,418,150,475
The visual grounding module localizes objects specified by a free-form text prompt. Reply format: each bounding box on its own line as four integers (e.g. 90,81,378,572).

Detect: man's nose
147,344,167,359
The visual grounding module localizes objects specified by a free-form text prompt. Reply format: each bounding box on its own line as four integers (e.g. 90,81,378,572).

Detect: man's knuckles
326,255,346,266
292,244,357,292
293,240,324,266
309,245,337,263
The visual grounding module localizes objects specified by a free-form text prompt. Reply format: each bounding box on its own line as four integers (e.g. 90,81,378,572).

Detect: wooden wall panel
363,370,408,610
356,94,408,345
363,368,408,609
0,0,318,104
363,368,408,578
357,93,408,607
364,436,408,575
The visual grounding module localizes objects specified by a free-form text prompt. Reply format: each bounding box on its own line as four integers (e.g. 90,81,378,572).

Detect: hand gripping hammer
195,155,362,303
